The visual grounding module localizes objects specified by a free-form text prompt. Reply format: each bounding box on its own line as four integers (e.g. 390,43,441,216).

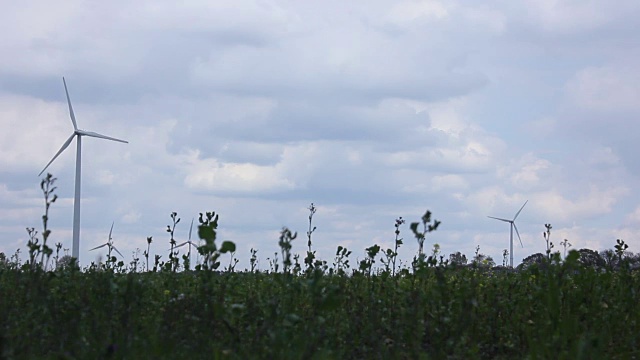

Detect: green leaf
198,225,216,241
422,210,432,224
220,241,236,253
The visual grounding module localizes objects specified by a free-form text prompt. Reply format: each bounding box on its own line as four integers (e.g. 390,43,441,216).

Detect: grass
0,174,639,359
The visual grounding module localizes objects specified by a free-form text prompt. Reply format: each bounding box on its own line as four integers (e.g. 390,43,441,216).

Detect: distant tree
629,252,640,270
601,249,618,270
56,255,78,271
449,252,467,266
472,253,495,268
518,253,546,270
576,248,605,269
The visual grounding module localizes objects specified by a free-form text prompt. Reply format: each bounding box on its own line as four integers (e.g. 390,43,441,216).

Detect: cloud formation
1,0,639,268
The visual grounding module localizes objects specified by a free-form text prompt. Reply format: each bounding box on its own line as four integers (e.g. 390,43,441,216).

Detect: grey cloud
3,1,640,266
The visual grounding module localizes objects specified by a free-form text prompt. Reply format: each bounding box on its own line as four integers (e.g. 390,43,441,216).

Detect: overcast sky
1,0,639,269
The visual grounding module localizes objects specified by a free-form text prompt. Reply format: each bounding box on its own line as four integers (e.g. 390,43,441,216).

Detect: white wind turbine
488,200,528,268
39,77,128,262
173,218,199,269
89,222,124,259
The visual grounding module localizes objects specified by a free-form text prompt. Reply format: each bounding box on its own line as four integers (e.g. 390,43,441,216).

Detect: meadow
0,175,638,359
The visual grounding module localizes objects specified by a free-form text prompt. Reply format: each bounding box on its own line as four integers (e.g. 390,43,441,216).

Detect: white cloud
0,95,70,170
431,174,469,191
121,210,142,225
93,170,115,186
531,186,628,222
497,153,554,190
510,158,550,188
566,64,640,112
2,0,640,266
523,0,614,33
523,117,556,138
182,149,295,194
465,186,526,215
587,147,621,168
388,1,450,24
625,206,640,225
460,6,506,34
380,141,496,172
462,181,629,228
128,1,294,35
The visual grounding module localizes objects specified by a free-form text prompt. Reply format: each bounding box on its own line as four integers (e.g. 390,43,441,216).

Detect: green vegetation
0,175,639,359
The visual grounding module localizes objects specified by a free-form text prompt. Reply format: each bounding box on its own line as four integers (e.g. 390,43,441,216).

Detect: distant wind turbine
89,222,124,259
173,218,199,269
488,200,528,268
39,77,128,262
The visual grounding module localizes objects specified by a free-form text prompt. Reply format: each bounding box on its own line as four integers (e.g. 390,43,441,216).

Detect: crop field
1,175,639,359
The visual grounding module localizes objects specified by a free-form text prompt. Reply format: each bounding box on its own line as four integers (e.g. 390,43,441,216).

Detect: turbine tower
488,200,528,268
39,77,128,262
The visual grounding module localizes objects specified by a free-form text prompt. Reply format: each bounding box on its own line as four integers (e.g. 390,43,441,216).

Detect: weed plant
1,175,639,359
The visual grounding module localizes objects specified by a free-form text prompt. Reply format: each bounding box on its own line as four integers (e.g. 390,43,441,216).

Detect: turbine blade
38,133,76,176
89,243,108,251
188,218,194,241
513,223,524,248
174,241,189,248
111,246,124,258
513,200,528,221
78,130,128,143
108,221,114,241
173,240,200,251
62,77,78,131
488,216,511,223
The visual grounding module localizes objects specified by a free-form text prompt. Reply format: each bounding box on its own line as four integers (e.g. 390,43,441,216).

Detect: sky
1,0,639,269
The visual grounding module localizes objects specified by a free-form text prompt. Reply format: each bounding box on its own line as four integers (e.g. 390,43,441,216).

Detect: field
1,175,639,359
1,256,639,359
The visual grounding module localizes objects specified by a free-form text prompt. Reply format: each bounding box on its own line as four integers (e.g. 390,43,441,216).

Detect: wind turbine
89,222,124,259
39,77,128,262
173,218,199,269
488,200,528,268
